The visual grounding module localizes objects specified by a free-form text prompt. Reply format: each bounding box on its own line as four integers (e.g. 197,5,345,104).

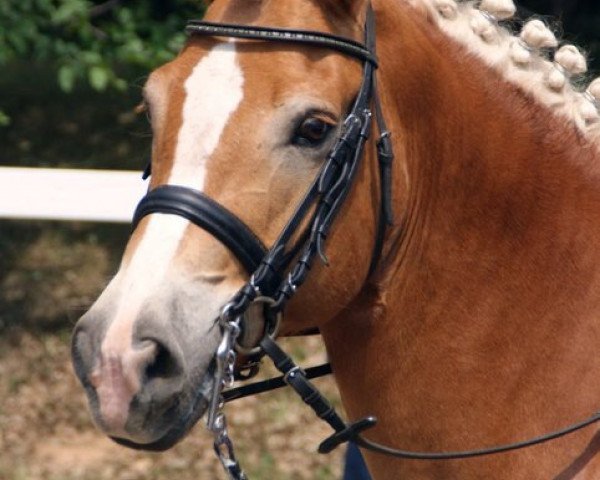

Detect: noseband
129,6,600,480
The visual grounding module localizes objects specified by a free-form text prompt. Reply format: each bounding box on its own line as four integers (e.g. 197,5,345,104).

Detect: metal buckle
234,296,282,356
234,360,261,381
283,366,305,384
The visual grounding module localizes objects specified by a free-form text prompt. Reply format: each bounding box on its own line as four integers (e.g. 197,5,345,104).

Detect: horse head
71,0,386,449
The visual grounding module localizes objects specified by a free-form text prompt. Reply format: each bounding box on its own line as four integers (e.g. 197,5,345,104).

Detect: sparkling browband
185,21,378,66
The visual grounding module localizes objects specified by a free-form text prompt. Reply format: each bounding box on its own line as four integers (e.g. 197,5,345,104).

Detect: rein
131,6,600,479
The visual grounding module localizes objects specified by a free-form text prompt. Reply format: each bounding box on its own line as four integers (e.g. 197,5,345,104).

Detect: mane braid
407,0,600,147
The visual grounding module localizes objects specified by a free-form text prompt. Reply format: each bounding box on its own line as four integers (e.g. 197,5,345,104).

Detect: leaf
88,65,109,91
51,0,88,25
57,64,76,92
81,51,102,65
0,110,11,127
113,78,128,91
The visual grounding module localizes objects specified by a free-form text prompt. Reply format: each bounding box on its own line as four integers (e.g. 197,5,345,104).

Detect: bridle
131,5,391,474
129,6,600,480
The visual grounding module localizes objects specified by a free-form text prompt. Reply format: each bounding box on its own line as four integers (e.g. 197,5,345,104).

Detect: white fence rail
0,167,146,223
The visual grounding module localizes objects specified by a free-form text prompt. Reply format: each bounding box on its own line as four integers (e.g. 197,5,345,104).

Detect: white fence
0,167,147,223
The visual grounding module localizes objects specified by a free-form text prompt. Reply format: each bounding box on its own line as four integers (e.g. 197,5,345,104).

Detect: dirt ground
0,221,345,480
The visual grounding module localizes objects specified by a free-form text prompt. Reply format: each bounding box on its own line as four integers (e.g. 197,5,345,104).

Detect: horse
71,0,600,478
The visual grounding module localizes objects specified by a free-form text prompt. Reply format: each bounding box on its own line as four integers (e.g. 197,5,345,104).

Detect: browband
185,20,378,66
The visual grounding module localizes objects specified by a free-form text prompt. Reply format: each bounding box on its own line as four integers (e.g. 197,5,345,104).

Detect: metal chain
206,306,248,480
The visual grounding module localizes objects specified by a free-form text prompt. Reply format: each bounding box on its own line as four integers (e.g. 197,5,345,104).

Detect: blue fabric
342,442,372,480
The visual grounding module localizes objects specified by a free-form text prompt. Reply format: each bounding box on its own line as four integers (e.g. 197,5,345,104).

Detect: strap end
318,416,378,454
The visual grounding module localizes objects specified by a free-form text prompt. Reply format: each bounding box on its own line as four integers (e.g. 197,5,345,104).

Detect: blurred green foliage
0,0,204,94
0,63,150,169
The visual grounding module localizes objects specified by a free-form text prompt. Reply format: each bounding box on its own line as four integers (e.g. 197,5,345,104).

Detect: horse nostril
133,318,186,391
71,312,106,387
144,341,182,381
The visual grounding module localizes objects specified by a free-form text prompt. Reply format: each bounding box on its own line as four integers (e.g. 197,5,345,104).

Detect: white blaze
100,42,245,355
169,41,244,190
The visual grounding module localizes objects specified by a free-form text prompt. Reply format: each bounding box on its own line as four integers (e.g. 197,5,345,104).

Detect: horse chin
109,361,217,452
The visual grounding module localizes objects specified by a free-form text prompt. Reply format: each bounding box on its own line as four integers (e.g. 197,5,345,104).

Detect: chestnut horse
72,0,600,478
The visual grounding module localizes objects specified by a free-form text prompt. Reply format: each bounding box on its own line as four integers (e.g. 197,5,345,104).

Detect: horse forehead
145,36,361,190
144,41,247,191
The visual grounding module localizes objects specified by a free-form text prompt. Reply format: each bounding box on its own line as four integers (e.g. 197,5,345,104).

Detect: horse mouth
109,360,217,452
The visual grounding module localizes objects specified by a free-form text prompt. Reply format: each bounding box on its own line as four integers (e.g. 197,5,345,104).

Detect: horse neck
322,0,600,468
375,1,600,330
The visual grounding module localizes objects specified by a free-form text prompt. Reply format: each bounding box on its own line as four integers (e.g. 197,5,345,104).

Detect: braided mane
408,0,600,146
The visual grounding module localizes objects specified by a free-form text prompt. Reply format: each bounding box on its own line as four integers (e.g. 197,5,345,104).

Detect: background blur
1,1,599,479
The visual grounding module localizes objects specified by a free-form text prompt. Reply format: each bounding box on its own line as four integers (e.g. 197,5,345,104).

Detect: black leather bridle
129,6,600,480
133,17,393,292
130,7,392,476
133,7,394,374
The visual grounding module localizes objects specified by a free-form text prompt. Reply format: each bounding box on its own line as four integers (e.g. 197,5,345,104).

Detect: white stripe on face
169,41,245,190
101,215,189,362
99,42,245,364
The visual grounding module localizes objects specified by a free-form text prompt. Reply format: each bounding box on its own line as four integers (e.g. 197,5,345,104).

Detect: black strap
252,329,600,462
259,337,347,432
366,4,394,275
257,336,377,455
354,412,600,460
132,185,267,274
223,363,332,402
185,21,378,66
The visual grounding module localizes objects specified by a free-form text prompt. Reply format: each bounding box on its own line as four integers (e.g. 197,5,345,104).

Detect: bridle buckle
235,296,282,356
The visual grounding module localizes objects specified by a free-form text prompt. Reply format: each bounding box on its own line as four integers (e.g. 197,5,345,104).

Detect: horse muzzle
71,297,221,450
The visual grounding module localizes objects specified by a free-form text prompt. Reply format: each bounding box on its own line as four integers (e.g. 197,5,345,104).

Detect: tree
0,0,204,95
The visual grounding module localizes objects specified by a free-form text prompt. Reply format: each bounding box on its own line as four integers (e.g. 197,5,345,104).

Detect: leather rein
131,7,600,479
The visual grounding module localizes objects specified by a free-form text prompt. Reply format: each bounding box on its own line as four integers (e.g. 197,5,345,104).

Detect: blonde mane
407,0,600,146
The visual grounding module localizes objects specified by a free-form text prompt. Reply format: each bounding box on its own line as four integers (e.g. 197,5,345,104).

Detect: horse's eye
293,117,334,147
